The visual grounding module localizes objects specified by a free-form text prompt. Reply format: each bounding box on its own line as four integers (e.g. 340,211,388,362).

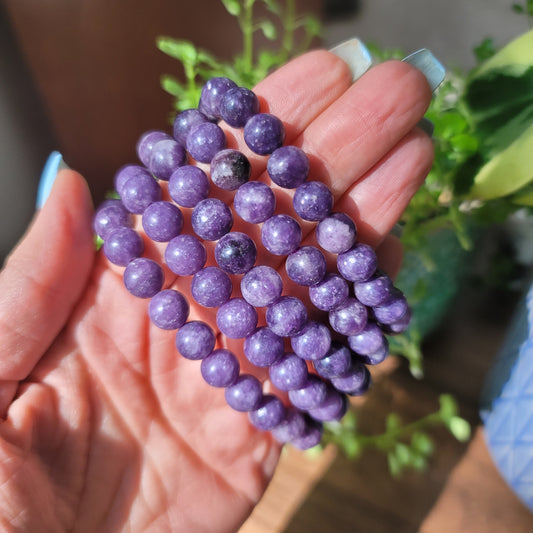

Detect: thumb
0,159,95,382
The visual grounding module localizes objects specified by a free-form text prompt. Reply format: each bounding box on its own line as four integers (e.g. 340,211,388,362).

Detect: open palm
0,50,432,532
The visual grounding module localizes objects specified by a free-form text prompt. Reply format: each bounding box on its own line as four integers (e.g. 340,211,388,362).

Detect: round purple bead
175,321,216,360
331,362,371,396
168,165,210,208
290,419,324,450
354,271,394,307
308,273,349,312
308,387,348,422
199,77,238,121
186,122,227,163
293,181,333,222
136,131,172,167
261,214,302,256
103,227,144,266
220,86,260,128
244,327,284,367
337,243,378,282
266,296,308,337
271,408,307,443
348,321,388,356
165,234,207,276
244,113,285,155
148,289,189,330
316,213,357,254
216,298,258,339
191,198,233,241
288,375,328,410
225,374,263,412
248,394,286,431
382,307,412,334
123,257,164,299
214,232,257,274
313,342,353,379
269,353,309,391
191,266,233,308
240,265,283,308
173,109,210,146
355,340,389,366
149,139,187,181
210,149,251,191
267,146,309,189
372,290,409,325
234,181,276,224
285,246,327,287
290,321,332,361
142,201,183,242
329,297,368,336
201,349,240,387
93,200,133,240
120,171,162,214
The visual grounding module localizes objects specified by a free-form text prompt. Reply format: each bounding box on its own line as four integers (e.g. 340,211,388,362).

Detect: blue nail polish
36,151,66,209
329,38,373,82
402,49,446,92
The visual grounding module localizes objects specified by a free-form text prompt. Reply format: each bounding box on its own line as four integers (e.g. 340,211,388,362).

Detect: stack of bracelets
93,76,411,450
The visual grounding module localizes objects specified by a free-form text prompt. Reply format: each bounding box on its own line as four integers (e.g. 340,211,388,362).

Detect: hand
0,50,433,532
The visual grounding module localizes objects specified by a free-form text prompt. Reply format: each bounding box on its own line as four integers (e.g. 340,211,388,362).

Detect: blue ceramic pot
480,279,533,511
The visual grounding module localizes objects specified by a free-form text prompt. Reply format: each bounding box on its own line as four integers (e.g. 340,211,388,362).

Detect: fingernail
402,49,445,92
36,151,69,209
417,117,435,137
329,38,373,82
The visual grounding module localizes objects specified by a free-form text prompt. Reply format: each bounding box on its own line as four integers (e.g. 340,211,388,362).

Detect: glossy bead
103,227,144,266
244,113,285,155
191,198,233,241
165,234,207,276
123,258,164,299
173,108,210,146
120,172,162,214
316,213,357,254
269,353,309,391
168,165,210,208
248,394,286,430
240,265,283,308
308,387,348,422
261,214,301,256
225,374,262,412
271,408,307,443
93,200,132,240
175,321,216,360
347,321,388,356
331,362,371,396
290,321,332,361
199,77,238,120
136,131,172,167
114,165,151,197
267,146,309,188
288,375,328,410
244,327,284,367
191,267,233,307
234,181,276,223
372,290,409,324
285,246,327,287
149,139,187,180
215,232,257,274
291,419,323,450
201,349,240,387
293,181,333,222
210,149,251,190
354,271,394,307
216,298,258,339
142,201,183,242
186,122,227,163
148,289,189,330
266,296,308,337
337,243,377,282
329,297,368,336
313,342,353,379
220,86,260,127
308,273,349,311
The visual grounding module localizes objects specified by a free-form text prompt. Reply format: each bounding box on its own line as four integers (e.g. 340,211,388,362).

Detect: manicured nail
329,38,373,82
36,151,69,209
402,49,445,92
417,117,435,137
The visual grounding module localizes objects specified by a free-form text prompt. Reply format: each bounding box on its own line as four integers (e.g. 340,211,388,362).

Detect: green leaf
261,0,281,15
439,394,458,422
411,432,434,456
448,416,472,442
301,15,322,37
94,234,104,251
221,0,242,17
469,121,533,200
156,37,198,64
160,75,187,98
450,133,478,154
258,20,277,40
387,451,402,477
341,436,362,459
385,413,401,432
394,443,412,466
473,38,496,64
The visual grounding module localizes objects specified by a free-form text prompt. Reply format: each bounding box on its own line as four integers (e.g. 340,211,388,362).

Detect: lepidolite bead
355,340,389,365
136,131,172,167
148,289,189,330
337,243,377,282
248,394,286,430
234,181,276,223
347,321,387,356
165,234,207,276
168,165,210,208
93,200,133,240
244,327,284,367
288,374,328,410
201,349,240,387
186,122,227,163
240,265,283,307
261,214,301,256
123,257,164,299
291,420,324,450
114,165,150,197
215,232,257,274
191,266,232,307
210,149,251,191
329,297,368,336
267,146,309,189
103,227,144,266
308,273,349,312
149,139,187,180
266,296,308,337
120,172,162,214
142,201,183,242
199,77,238,121
175,321,216,360
313,342,352,379
316,213,357,254
271,408,307,443
290,321,332,361
244,113,285,155
331,362,371,396
220,86,260,127
354,271,394,307
269,353,309,391
191,198,233,241
285,246,326,287
308,387,348,422
382,307,412,334
293,181,333,222
225,374,263,412
216,298,258,339
372,289,409,324
173,108,210,146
